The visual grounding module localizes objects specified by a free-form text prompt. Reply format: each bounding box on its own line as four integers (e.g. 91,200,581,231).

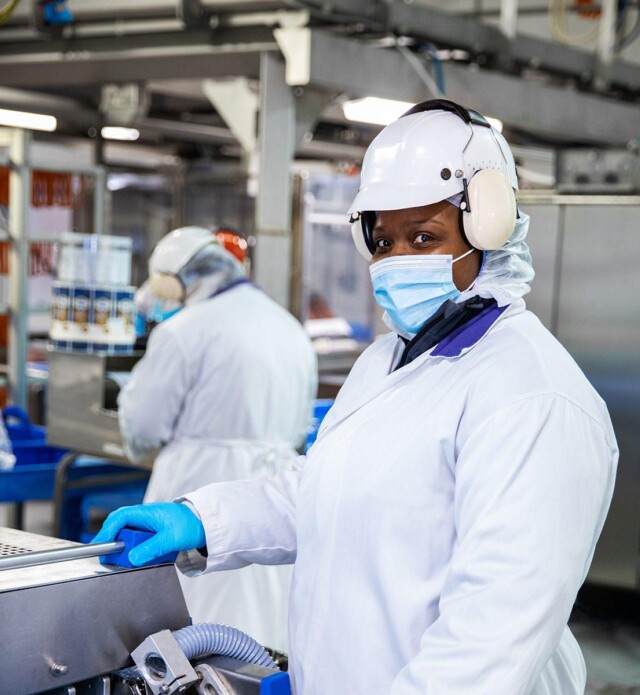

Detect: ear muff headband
149,272,185,302
401,98,491,130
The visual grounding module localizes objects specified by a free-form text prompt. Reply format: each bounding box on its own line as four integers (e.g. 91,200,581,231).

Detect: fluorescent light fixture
486,116,503,133
0,108,57,132
101,126,140,141
342,97,414,126
342,98,505,134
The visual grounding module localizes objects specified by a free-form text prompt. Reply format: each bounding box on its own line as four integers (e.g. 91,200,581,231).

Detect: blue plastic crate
2,406,46,441
2,406,68,466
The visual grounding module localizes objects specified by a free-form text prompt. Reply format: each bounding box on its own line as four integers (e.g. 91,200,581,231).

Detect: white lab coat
118,283,317,652
179,299,618,694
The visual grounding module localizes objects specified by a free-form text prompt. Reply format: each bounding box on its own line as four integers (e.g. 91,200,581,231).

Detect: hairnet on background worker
95,101,618,694
115,226,317,653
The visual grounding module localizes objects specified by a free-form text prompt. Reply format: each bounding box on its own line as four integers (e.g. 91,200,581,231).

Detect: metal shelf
0,128,106,408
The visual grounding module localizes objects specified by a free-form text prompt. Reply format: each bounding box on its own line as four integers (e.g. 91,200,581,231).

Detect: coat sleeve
390,393,617,695
176,455,305,575
118,325,193,462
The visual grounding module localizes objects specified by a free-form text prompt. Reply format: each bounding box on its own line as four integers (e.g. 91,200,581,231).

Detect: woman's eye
374,238,391,248
413,233,433,244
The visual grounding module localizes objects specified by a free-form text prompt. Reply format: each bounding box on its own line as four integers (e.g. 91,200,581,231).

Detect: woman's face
371,201,481,292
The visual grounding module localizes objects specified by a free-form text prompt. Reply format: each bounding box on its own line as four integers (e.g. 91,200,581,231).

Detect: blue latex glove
91,502,206,567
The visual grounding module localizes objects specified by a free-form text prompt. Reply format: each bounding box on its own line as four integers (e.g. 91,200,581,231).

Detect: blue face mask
150,301,181,324
369,250,474,336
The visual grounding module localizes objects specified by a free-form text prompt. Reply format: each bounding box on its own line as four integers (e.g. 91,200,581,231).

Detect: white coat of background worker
96,101,618,693
117,226,317,652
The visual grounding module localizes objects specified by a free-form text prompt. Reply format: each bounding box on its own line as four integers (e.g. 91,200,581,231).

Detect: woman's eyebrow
406,217,448,227
374,218,447,230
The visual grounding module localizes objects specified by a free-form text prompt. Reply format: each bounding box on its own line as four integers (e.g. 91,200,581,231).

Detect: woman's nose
389,242,419,257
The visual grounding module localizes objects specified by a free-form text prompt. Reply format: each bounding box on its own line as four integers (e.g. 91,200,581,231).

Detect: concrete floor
2,501,640,693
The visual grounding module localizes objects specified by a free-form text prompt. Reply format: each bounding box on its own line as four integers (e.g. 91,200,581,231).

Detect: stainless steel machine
0,528,291,695
521,193,640,591
44,349,153,539
47,350,143,462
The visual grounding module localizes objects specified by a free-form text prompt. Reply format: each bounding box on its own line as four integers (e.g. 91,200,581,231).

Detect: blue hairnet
458,211,535,307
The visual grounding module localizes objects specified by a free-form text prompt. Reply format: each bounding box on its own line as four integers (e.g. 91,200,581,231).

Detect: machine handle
0,528,179,571
0,540,125,571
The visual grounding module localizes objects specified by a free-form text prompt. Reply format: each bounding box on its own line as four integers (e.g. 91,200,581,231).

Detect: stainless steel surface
132,630,199,695
0,528,114,592
47,350,143,460
0,540,125,571
520,203,562,332
524,199,640,590
0,528,190,695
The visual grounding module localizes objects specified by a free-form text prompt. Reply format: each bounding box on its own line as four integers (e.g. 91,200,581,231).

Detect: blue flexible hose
172,623,277,669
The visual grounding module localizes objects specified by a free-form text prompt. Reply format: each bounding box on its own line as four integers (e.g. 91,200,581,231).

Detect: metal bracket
194,664,233,695
131,630,199,695
177,0,210,30
202,78,259,155
274,26,311,87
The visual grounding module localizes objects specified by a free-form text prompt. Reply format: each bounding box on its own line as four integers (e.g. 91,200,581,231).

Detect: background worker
117,226,317,652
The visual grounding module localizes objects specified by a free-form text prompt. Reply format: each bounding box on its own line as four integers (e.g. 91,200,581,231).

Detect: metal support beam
443,61,640,145
7,128,31,409
595,0,617,89
0,26,275,87
389,2,505,56
499,0,519,40
254,52,295,308
304,30,640,146
306,31,426,103
93,167,106,236
0,87,99,126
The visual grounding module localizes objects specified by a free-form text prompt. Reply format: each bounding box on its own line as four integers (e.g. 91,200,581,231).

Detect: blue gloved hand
91,502,206,567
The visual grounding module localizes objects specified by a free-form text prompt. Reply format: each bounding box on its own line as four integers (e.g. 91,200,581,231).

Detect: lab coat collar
315,299,524,443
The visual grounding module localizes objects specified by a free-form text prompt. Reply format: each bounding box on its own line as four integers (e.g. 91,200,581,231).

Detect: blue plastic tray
2,406,68,467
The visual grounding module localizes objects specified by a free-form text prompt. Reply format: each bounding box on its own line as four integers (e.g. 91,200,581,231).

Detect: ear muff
461,169,517,251
351,222,373,261
149,273,185,302
350,211,377,261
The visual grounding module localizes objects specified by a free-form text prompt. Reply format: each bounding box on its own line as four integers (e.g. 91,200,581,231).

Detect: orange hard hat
215,230,248,263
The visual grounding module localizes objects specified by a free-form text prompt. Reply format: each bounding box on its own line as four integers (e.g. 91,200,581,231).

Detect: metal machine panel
557,149,640,194
519,203,562,332
556,205,640,589
47,350,142,460
0,528,190,695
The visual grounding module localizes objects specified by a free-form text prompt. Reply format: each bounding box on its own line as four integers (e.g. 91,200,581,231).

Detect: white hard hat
349,99,518,259
149,226,218,277
148,226,220,302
